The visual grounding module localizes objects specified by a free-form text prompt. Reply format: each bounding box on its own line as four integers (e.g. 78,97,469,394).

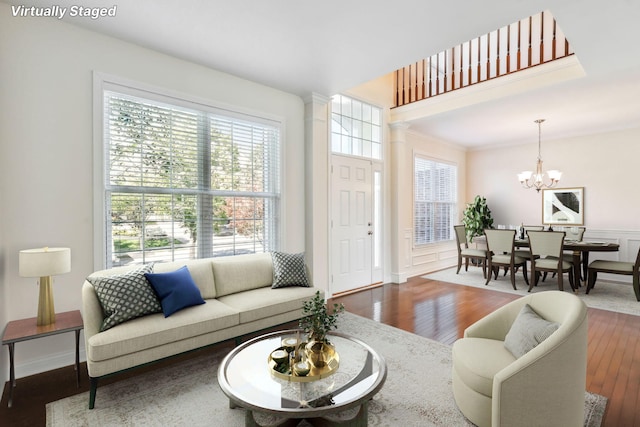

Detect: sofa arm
81,281,104,354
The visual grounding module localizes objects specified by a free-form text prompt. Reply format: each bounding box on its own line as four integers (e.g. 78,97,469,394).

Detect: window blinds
414,157,457,245
103,90,281,266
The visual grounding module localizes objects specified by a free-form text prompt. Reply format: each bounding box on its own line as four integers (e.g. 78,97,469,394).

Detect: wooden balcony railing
393,11,574,107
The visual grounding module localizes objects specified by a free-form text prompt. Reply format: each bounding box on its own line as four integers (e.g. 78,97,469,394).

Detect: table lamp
19,247,71,326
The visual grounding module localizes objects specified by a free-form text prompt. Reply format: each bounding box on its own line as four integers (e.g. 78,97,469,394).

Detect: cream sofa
452,291,588,427
82,252,320,409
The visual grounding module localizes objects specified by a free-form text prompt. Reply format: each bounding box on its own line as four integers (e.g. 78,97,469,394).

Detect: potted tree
462,195,494,243
299,291,344,367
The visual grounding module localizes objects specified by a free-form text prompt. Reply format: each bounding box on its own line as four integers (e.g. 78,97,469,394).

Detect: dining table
515,239,620,288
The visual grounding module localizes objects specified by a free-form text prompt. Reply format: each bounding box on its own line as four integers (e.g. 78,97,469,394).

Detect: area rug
46,312,607,426
425,267,640,317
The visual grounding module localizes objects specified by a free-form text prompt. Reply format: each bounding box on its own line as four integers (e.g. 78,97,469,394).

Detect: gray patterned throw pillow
504,304,559,358
271,252,311,288
88,264,162,331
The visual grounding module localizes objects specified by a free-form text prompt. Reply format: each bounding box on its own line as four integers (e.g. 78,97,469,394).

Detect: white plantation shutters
414,156,457,245
104,89,280,267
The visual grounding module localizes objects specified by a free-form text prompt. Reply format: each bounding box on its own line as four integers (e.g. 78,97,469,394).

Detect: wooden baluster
467,42,471,85
435,53,440,95
459,44,464,88
540,11,545,64
486,32,491,79
410,63,415,102
517,20,522,71
401,66,405,105
552,18,557,60
414,62,419,101
428,56,433,98
477,36,481,83
443,51,448,93
496,28,501,76
528,16,533,67
506,25,511,73
451,48,456,90
404,67,410,104
422,59,427,100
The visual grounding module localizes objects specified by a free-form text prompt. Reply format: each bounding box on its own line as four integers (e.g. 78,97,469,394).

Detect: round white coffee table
217,330,387,426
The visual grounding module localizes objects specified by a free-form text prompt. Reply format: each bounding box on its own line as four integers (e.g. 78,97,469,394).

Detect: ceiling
5,0,640,148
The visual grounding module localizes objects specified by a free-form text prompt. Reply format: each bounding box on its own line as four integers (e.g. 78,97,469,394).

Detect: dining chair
454,225,488,278
512,225,545,276
586,246,640,301
527,230,575,292
544,226,586,282
484,229,528,289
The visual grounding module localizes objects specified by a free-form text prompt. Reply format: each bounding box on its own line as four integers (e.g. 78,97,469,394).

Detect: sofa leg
89,377,98,409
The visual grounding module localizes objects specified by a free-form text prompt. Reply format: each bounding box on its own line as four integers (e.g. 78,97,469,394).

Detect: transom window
331,94,382,160
414,156,457,245
99,84,281,268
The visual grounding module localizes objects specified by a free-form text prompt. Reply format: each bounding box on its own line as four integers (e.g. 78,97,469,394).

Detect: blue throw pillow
145,266,205,317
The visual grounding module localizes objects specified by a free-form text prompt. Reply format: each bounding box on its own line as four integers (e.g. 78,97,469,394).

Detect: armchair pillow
504,304,559,358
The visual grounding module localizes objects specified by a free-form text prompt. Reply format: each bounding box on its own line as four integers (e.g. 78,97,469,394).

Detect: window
331,94,382,159
414,156,457,245
100,85,280,267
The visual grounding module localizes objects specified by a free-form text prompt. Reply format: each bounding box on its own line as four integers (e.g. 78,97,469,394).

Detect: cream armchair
452,291,588,427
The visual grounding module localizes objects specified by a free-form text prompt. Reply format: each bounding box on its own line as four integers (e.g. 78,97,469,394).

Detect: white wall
467,127,640,230
0,4,306,384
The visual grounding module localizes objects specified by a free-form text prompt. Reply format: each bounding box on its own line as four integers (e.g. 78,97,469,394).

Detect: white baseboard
390,272,408,283
14,348,86,379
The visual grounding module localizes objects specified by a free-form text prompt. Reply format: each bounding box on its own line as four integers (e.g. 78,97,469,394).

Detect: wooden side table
2,310,83,408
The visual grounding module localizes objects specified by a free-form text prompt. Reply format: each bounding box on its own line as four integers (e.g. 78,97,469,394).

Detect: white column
303,93,330,293
389,121,411,283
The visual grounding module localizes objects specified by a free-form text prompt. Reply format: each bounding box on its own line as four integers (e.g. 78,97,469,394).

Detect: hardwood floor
1,275,638,426
329,276,640,427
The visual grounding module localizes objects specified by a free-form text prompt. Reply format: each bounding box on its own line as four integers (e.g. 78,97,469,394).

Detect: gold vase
305,340,335,368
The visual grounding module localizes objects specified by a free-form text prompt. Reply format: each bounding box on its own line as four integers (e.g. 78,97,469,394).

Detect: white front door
331,155,381,294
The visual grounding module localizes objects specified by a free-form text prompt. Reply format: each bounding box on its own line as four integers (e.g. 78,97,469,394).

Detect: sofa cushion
212,252,273,297
217,285,318,324
271,252,311,288
145,266,206,317
153,259,216,299
88,264,162,331
87,299,239,362
504,304,559,358
452,337,516,397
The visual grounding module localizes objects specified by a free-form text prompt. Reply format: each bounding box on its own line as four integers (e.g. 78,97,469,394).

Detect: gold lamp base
37,276,56,326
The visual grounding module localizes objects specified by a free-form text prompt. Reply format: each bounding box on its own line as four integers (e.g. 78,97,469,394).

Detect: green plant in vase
462,195,494,242
299,291,344,367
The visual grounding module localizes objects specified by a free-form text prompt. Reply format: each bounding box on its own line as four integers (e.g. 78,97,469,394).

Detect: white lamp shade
547,170,562,180
19,247,71,277
517,171,533,181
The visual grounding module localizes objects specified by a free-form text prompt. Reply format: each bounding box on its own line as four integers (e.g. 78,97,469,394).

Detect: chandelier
517,119,562,192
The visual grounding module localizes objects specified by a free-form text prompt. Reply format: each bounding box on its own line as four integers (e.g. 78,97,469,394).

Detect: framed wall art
541,187,584,226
